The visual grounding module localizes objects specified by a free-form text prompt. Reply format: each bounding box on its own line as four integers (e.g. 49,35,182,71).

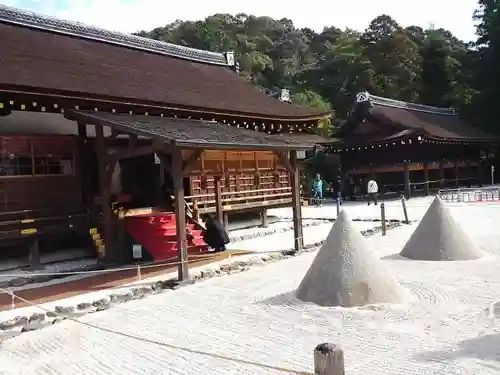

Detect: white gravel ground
1,198,500,374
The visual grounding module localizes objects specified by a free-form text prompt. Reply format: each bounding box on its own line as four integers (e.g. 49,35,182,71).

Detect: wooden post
403,162,411,199
314,343,345,375
401,195,409,224
290,151,304,252
214,175,223,224
172,147,189,281
423,162,430,196
439,160,445,188
223,212,229,229
260,208,268,227
95,124,113,262
380,202,386,236
455,160,460,188
28,237,41,270
77,122,90,210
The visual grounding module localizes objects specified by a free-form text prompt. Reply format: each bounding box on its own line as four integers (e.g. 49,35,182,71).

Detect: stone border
0,221,402,342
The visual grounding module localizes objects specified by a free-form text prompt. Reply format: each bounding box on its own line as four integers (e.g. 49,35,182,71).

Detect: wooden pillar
260,208,268,227
28,237,41,270
465,160,472,187
172,147,189,281
214,175,223,223
129,134,138,148
290,151,304,252
439,160,445,188
77,123,90,210
403,162,411,199
423,162,430,196
455,160,460,188
95,124,113,262
223,212,229,229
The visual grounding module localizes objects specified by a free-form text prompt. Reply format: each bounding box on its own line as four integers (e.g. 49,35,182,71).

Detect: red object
124,212,209,261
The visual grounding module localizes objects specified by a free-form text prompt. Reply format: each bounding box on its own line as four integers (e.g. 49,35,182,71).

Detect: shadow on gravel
414,333,500,365
255,291,304,307
381,253,410,260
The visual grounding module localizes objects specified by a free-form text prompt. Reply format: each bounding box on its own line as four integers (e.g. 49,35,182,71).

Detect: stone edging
0,221,402,342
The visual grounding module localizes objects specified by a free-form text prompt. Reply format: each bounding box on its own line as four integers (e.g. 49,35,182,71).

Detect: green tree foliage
136,6,492,133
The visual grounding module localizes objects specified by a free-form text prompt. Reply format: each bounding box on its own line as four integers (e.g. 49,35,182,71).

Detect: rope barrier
0,286,314,375
0,217,403,280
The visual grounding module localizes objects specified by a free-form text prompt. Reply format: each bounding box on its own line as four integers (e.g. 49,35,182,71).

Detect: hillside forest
137,0,500,134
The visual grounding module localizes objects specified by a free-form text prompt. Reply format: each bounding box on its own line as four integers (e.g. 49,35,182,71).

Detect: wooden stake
314,343,345,375
381,202,387,235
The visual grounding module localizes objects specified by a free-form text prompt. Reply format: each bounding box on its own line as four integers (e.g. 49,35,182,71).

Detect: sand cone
296,210,407,307
400,196,483,261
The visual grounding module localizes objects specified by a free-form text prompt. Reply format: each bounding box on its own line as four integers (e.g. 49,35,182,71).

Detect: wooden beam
108,144,158,162
214,175,223,223
182,149,203,175
290,151,304,252
172,147,189,281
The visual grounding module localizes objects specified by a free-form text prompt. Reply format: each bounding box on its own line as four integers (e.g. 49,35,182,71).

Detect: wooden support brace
277,151,294,174
182,149,203,175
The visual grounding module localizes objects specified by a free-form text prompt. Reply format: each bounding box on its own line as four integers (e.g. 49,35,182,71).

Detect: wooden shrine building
0,4,330,275
328,92,499,199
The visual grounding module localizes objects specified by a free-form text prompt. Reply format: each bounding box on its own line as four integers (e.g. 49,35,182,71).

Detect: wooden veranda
65,110,312,281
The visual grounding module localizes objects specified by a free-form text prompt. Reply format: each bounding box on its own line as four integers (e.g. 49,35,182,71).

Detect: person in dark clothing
201,214,230,252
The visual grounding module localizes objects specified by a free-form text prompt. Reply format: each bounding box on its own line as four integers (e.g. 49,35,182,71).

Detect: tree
136,11,481,131
291,90,333,135
470,0,500,132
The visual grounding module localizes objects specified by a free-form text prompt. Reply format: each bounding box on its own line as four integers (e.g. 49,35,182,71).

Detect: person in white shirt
367,179,378,206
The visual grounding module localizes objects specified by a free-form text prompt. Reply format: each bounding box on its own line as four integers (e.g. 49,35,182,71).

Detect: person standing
311,173,323,207
367,178,378,206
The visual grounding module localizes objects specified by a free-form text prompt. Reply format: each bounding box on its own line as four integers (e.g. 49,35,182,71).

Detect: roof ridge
370,94,455,116
0,4,229,66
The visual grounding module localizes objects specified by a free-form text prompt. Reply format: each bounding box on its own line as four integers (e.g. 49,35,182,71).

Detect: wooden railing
185,187,293,214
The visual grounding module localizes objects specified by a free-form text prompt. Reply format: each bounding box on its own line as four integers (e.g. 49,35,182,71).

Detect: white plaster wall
0,111,116,137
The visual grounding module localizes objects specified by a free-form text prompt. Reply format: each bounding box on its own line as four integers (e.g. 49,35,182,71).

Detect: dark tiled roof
0,6,330,121
66,110,315,151
342,94,498,142
277,133,332,145
0,4,227,65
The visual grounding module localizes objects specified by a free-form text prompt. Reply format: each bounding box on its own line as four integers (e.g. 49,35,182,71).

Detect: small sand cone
400,196,484,261
296,210,407,307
